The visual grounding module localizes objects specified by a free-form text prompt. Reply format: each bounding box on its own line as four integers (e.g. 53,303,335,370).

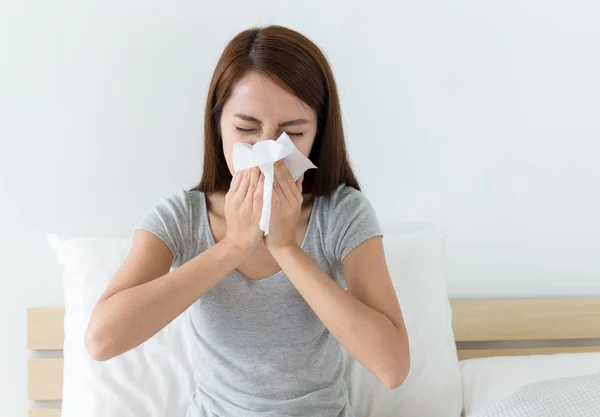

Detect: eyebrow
234,113,309,127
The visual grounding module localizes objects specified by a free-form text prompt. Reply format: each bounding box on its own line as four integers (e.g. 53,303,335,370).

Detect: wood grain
451,298,600,342
27,308,65,350
28,358,64,400
29,410,61,417
458,345,600,360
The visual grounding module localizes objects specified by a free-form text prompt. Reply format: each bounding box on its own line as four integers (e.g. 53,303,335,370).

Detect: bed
27,297,600,416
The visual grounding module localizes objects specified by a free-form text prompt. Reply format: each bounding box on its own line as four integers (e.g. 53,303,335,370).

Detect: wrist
268,242,301,259
219,237,253,261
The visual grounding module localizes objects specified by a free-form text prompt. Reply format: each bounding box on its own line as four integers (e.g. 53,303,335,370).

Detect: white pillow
49,225,463,417
461,352,600,416
343,225,463,417
48,235,195,417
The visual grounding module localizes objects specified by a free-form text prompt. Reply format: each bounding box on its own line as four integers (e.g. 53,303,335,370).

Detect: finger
273,160,283,183
279,159,293,180
236,169,251,199
295,174,304,193
246,167,260,201
230,170,243,192
272,172,285,204
282,164,301,202
275,162,297,203
273,172,290,204
253,171,265,216
279,161,298,192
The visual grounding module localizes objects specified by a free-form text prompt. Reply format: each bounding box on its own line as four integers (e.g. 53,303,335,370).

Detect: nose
254,127,281,143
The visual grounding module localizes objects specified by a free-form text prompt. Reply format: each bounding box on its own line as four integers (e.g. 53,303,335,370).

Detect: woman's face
220,71,318,176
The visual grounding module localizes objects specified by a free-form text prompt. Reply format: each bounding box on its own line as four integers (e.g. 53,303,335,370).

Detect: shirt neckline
199,191,318,283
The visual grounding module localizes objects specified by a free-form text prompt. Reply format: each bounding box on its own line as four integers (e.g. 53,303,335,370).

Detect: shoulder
318,183,382,262
137,189,204,264
321,183,373,216
153,188,198,211
146,189,205,222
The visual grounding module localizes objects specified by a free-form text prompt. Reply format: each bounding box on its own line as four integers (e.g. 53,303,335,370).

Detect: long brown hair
193,25,360,196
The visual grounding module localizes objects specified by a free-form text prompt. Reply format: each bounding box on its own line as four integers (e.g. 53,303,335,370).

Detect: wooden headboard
28,308,63,417
452,298,600,359
27,298,600,416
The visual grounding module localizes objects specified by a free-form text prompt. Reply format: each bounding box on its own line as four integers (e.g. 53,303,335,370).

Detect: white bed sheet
461,352,600,416
468,372,600,417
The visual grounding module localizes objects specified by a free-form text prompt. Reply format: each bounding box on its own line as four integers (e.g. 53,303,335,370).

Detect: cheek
295,136,315,158
220,131,236,173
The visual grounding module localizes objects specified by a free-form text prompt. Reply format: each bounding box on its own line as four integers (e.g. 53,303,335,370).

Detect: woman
85,25,409,417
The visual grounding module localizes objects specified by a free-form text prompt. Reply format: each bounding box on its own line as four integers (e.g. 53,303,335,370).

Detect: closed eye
235,126,305,138
235,127,256,134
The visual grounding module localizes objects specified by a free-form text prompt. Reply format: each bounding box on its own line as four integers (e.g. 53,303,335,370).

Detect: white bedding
49,227,463,417
469,372,600,417
461,352,600,415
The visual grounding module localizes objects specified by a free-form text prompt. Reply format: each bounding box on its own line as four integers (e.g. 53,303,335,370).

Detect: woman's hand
223,167,265,255
264,160,304,252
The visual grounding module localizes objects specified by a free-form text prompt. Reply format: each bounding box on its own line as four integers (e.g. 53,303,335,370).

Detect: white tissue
232,132,317,235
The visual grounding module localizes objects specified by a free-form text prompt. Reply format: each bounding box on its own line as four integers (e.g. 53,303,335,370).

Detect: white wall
2,0,600,414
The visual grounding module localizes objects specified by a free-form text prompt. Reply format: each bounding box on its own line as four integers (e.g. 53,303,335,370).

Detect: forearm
86,239,247,360
271,245,408,386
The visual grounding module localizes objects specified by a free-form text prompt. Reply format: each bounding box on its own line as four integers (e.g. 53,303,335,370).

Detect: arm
86,167,265,361
266,161,409,388
85,230,248,361
270,238,409,389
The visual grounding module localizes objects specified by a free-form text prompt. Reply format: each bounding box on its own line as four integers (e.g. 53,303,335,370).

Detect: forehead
225,71,315,122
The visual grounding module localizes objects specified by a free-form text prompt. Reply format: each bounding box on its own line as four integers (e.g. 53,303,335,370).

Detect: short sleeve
327,185,383,262
136,189,192,266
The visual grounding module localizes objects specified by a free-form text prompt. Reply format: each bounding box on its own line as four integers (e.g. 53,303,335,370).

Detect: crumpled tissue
232,132,317,235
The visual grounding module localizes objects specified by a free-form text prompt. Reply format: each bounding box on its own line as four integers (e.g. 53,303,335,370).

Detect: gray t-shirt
138,183,382,417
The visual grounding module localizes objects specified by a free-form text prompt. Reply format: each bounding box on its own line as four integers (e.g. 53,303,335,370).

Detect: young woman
85,25,409,417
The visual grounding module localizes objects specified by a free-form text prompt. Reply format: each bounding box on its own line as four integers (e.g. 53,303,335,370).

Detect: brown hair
193,25,360,196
